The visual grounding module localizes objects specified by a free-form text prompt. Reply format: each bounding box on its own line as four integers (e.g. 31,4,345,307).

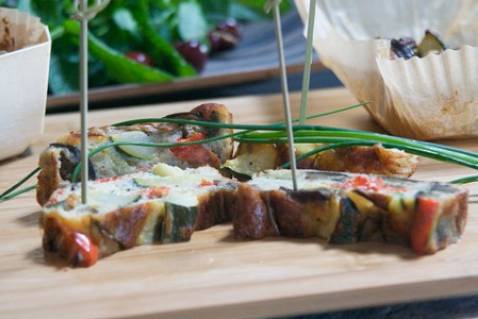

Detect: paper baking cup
0,8,51,160
0,8,45,51
295,0,478,140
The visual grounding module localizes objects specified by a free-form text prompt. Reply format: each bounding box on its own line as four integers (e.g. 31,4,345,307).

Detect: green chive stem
4,102,477,203
0,185,36,203
112,103,367,129
299,0,317,124
237,130,478,167
450,175,478,185
71,133,236,182
0,167,40,200
237,136,478,171
73,103,367,182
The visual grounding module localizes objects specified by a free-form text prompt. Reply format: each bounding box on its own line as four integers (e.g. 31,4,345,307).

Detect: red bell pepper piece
73,232,99,267
170,132,220,167
170,132,206,160
145,186,170,198
411,197,440,254
199,179,214,187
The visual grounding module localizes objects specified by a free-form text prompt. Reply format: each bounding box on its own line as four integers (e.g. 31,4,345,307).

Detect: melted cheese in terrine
43,164,229,216
249,169,436,196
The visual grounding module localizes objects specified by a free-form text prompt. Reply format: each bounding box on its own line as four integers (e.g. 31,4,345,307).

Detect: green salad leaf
64,20,175,84
178,0,208,41
132,0,197,76
112,8,138,34
5,0,292,93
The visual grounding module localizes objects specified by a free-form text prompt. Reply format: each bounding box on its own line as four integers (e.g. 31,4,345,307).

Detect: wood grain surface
1,88,477,319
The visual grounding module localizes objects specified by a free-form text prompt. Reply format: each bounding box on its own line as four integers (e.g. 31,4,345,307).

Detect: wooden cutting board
1,88,477,319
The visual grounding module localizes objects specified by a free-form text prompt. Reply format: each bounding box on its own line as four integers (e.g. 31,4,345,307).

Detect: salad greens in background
0,0,292,95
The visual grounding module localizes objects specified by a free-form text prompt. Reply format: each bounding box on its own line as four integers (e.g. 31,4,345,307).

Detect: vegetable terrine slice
231,170,468,254
223,143,418,179
41,166,468,267
37,103,233,205
41,164,237,267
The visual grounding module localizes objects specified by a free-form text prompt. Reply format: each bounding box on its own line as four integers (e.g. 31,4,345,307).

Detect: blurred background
1,0,340,112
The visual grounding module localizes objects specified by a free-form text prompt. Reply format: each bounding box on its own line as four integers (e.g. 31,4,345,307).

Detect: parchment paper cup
0,8,51,160
295,0,478,140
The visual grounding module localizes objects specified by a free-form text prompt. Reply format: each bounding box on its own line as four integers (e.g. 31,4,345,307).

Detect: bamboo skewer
269,0,299,191
73,0,110,204
79,0,89,204
299,0,317,125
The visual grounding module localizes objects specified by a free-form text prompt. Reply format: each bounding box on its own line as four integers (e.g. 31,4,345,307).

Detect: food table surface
1,88,477,319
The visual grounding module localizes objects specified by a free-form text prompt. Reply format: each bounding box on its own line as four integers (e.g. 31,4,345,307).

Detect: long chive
75,121,478,182
450,175,478,185
113,120,352,132
5,101,478,203
237,130,459,160
182,103,366,142
72,103,367,182
237,130,478,168
0,167,40,200
112,103,367,129
71,133,236,182
301,102,367,121
421,141,478,158
237,135,478,170
0,185,36,203
113,117,285,130
298,0,317,124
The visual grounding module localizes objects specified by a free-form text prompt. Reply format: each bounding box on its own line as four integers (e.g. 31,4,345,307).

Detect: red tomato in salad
126,51,154,67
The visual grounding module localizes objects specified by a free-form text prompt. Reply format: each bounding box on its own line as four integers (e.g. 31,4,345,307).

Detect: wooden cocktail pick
267,0,299,191
72,0,110,204
299,0,317,125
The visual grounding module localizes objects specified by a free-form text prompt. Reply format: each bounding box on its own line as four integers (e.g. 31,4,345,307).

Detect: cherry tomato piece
209,18,241,53
216,18,241,39
125,51,154,67
175,41,208,71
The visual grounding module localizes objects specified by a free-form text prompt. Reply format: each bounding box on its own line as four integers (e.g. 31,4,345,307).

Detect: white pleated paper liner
376,42,478,139
0,8,51,160
0,8,45,52
295,0,478,140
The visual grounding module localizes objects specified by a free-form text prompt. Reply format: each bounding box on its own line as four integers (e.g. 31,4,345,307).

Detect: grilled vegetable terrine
232,170,468,255
42,164,236,267
37,103,233,205
37,103,420,206
223,143,418,179
41,165,468,267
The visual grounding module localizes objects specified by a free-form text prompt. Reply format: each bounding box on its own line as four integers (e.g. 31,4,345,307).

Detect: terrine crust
41,168,469,267
36,103,234,206
42,190,229,267
229,176,468,255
